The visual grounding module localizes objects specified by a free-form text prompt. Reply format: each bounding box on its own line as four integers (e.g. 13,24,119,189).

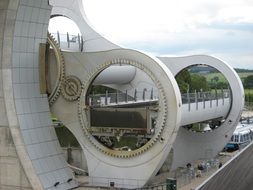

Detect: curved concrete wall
1,1,41,189
1,0,77,189
0,2,31,188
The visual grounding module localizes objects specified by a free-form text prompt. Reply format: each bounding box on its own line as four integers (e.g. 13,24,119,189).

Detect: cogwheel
78,58,168,158
47,32,65,106
62,75,82,101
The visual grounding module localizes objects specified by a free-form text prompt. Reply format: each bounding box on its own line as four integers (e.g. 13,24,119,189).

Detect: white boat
225,122,253,151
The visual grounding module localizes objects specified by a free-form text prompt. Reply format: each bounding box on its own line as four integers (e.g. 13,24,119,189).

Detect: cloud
82,0,253,68
213,53,253,69
216,6,253,23
49,17,81,35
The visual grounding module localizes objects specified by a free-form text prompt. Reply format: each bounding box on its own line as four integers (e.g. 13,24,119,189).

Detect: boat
225,122,253,152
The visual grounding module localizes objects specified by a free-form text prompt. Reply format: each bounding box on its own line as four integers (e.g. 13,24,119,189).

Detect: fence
50,32,83,52
78,158,221,190
87,89,159,107
87,88,230,108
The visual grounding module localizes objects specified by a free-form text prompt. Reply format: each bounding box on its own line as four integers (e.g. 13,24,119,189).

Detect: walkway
179,151,239,190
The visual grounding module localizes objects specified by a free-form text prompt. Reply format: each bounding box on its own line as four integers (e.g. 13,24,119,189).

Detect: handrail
87,89,231,109
50,32,84,52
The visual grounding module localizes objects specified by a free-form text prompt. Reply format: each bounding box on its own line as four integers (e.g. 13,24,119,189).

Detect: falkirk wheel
0,0,244,189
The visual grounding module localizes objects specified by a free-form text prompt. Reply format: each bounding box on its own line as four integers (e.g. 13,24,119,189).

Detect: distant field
245,89,253,107
192,71,253,105
203,72,227,83
203,72,253,93
237,72,253,81
245,89,253,94
201,72,253,83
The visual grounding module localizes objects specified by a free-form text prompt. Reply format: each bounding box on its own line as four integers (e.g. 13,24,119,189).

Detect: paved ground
74,111,251,190
197,142,253,190
178,151,239,190
241,110,253,118
76,188,108,190
179,174,214,190
73,152,240,190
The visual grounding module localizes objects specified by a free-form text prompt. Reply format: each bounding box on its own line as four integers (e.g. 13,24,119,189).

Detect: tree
211,76,219,83
244,75,253,88
176,70,211,93
216,81,229,89
190,74,210,92
175,69,191,93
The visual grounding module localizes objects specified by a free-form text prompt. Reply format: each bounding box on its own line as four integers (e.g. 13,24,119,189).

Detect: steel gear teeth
47,32,66,106
77,58,168,158
61,75,82,101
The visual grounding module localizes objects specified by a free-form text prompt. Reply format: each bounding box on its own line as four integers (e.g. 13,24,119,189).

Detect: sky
50,0,253,69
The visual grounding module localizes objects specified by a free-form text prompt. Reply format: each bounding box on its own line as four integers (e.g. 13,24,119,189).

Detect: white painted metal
181,98,230,126
93,65,136,85
158,55,244,170
0,0,244,189
1,0,78,190
51,50,181,189
49,0,119,52
48,0,244,186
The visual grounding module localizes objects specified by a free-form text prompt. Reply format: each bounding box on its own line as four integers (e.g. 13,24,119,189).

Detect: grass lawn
244,89,253,94
244,89,253,109
203,72,227,83
202,72,253,83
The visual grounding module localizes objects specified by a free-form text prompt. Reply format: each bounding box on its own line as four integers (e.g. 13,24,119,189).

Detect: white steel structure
0,0,244,189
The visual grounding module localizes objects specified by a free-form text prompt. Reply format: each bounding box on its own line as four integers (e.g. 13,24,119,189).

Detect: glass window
234,135,239,142
239,135,243,143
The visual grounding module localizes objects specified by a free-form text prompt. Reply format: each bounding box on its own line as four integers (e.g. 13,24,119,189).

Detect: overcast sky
51,0,253,69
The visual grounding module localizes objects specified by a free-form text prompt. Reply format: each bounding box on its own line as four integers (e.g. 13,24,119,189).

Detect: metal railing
87,89,159,107
79,175,174,190
50,31,83,52
81,176,147,189
78,158,221,189
87,88,231,109
181,89,231,111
